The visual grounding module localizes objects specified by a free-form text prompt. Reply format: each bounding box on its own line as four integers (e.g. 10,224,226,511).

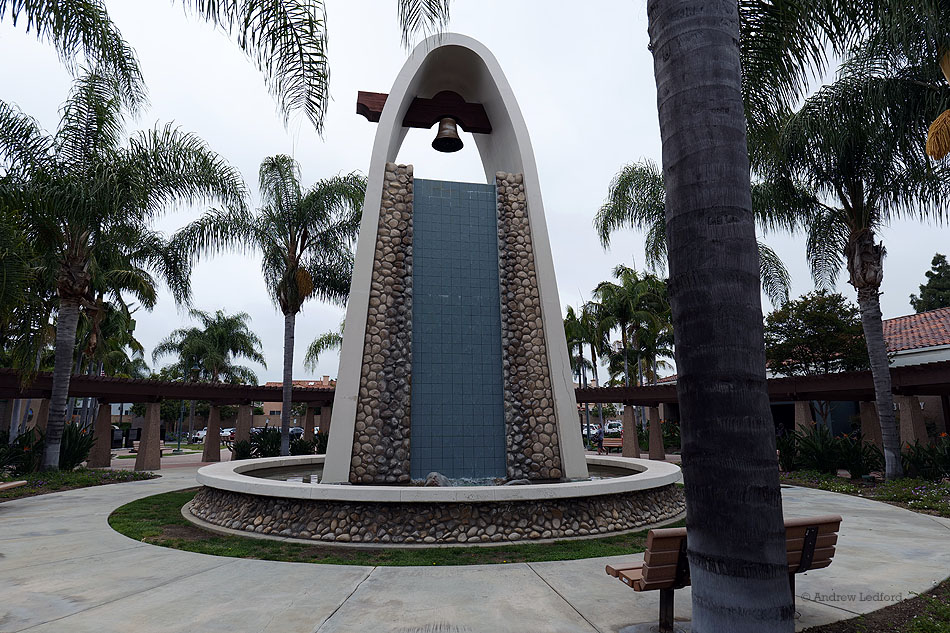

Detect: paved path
1,469,948,633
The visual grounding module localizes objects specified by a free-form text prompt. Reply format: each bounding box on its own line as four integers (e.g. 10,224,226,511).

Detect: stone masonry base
187,484,685,546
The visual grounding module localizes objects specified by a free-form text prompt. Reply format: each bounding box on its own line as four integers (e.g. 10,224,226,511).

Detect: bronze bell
432,117,463,153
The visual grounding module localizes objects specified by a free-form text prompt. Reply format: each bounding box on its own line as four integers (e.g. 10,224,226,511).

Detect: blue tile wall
410,179,506,479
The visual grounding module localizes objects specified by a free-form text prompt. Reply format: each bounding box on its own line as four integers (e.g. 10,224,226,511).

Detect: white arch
323,34,587,482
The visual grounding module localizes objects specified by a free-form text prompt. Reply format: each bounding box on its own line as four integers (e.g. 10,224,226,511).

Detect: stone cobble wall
495,172,562,481
189,484,685,545
350,163,414,484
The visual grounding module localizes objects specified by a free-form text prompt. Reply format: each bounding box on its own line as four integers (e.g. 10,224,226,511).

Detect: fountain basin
188,455,684,546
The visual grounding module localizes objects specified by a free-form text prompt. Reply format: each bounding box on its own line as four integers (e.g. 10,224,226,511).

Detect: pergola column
304,406,315,442
0,400,12,435
896,396,929,445
233,404,252,448
88,401,113,468
134,402,161,471
26,399,50,432
319,403,332,435
648,406,665,461
938,395,949,436
794,401,814,433
202,405,221,462
859,401,883,447
621,404,639,458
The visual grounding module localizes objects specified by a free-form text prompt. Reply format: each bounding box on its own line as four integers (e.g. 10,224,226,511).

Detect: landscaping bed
0,468,157,501
109,488,683,566
781,470,950,518
803,578,950,633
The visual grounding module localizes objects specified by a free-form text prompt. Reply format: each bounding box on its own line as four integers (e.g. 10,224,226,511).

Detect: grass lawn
781,470,950,518
804,578,950,633
109,488,681,566
1,468,157,501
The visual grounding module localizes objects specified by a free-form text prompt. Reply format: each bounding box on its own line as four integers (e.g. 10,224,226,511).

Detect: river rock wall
496,172,563,481
349,163,414,484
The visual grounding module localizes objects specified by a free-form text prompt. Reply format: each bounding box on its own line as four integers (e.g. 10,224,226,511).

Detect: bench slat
788,546,836,567
606,562,643,578
786,533,838,551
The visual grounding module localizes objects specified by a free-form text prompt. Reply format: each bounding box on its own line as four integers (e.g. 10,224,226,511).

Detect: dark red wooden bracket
356,90,492,134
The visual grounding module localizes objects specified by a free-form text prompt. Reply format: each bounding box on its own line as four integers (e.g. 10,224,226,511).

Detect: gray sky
2,1,947,383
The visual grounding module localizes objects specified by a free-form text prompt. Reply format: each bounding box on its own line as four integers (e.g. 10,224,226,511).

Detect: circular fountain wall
187,456,684,546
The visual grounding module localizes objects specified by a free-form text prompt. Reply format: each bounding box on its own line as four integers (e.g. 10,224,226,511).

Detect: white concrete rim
197,455,681,503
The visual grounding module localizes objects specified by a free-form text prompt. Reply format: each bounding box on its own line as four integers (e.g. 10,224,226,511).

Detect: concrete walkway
1,469,948,633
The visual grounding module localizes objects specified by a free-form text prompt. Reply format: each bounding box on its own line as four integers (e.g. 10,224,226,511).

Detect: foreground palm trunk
43,300,82,469
280,312,296,456
648,0,793,630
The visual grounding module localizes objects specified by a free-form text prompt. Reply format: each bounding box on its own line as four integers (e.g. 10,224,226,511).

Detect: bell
431,117,463,153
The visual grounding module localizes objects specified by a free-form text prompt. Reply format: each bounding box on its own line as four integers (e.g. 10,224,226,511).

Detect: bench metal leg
659,588,674,633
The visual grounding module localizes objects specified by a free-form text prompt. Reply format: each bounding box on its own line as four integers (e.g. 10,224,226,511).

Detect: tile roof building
883,307,950,366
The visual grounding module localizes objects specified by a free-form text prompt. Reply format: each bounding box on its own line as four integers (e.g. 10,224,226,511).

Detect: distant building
260,376,335,417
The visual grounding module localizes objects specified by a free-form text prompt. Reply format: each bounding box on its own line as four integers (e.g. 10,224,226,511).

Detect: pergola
3,360,948,472
0,369,334,471
574,360,950,461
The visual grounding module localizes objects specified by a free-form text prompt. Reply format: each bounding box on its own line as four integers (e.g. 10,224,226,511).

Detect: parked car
221,428,235,441
191,429,207,443
290,427,304,438
605,421,623,435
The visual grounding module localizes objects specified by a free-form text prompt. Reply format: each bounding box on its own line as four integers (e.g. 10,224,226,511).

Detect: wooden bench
605,514,842,632
0,481,28,492
602,437,623,453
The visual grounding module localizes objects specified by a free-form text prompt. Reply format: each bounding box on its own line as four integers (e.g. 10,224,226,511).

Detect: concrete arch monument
322,34,588,484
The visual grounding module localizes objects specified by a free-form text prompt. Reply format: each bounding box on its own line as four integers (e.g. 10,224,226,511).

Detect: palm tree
764,56,950,479
2,1,451,130
154,308,265,439
594,159,794,306
303,321,344,372
153,309,265,385
645,0,806,627
590,266,668,387
174,155,364,455
0,71,247,469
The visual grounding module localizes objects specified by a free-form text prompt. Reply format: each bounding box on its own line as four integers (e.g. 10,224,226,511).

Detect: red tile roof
649,307,950,384
883,306,950,352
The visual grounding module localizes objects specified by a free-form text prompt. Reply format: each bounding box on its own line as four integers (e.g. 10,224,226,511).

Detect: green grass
1,468,157,501
782,470,950,518
109,489,681,566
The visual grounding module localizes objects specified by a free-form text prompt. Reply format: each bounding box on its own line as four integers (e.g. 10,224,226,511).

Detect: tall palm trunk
590,345,604,427
44,299,82,469
648,0,793,630
620,325,630,387
280,311,296,456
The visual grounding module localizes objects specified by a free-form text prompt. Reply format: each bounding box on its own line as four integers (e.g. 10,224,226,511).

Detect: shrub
315,431,329,454
901,439,950,480
289,437,315,455
835,433,883,479
10,428,45,475
776,431,797,472
230,440,253,460
794,425,840,474
251,428,281,457
59,422,95,471
661,420,680,450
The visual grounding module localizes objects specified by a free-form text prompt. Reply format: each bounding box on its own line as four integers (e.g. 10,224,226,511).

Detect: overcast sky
2,1,948,383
